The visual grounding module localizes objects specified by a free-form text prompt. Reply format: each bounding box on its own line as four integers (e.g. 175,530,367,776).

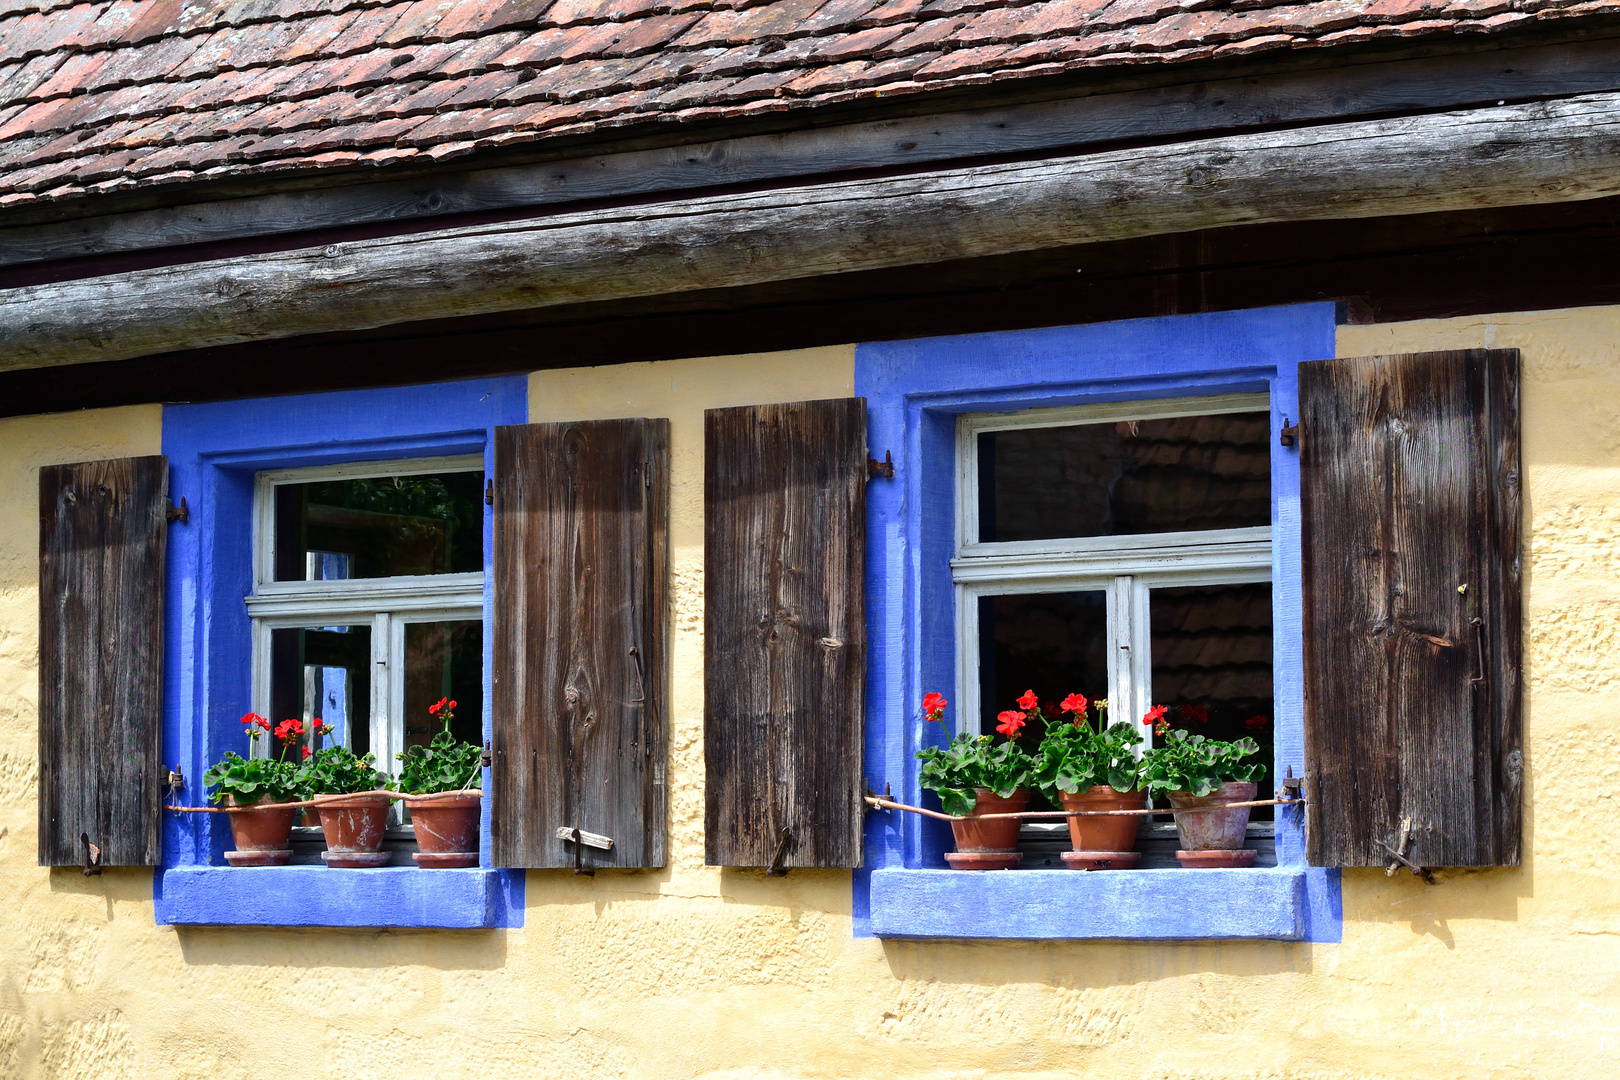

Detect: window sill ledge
869,866,1332,941
155,866,524,929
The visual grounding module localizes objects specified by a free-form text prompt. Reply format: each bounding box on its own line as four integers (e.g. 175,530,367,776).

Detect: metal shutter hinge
480,741,492,768
867,450,894,480
484,479,494,506
1279,420,1300,448
166,497,189,523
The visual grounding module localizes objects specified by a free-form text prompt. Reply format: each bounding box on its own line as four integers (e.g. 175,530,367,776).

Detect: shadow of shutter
704,398,866,869
38,456,169,868
1300,349,1522,868
491,419,670,869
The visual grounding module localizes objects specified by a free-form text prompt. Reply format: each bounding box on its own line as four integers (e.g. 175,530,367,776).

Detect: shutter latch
80,833,102,877
1279,419,1300,448
766,826,792,877
559,826,613,875
166,497,189,523
867,450,894,480
1377,815,1435,885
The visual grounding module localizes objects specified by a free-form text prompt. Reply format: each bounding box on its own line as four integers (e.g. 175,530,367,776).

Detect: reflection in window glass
977,591,1109,747
273,470,484,581
1149,582,1274,817
403,621,483,753
977,411,1271,542
271,624,372,757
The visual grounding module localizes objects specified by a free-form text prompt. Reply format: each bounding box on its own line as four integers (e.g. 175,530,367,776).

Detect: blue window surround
154,377,528,929
854,304,1343,942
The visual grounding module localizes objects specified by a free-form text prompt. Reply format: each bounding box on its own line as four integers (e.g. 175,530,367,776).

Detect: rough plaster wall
0,323,1617,1077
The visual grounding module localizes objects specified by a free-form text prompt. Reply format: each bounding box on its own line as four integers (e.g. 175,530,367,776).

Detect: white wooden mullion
1129,577,1154,744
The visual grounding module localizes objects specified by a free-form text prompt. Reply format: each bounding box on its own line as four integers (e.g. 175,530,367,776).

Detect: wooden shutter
1300,349,1522,868
705,398,866,868
38,456,169,868
491,419,669,869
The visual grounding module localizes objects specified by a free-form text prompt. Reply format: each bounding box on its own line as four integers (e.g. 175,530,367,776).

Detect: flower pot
301,806,321,828
314,791,394,868
1058,785,1146,855
944,788,1027,869
402,792,481,869
1168,781,1258,868
222,795,296,866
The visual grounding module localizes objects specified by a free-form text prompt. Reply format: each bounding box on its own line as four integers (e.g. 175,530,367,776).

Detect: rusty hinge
484,478,494,506
1280,765,1303,825
766,826,792,877
867,450,894,480
80,833,102,877
480,740,492,768
166,496,189,524
165,765,185,803
1279,419,1300,448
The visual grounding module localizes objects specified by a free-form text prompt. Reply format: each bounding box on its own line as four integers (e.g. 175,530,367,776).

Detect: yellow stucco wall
0,315,1617,1078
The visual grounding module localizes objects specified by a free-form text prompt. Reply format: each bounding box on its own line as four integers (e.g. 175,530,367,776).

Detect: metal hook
766,826,792,876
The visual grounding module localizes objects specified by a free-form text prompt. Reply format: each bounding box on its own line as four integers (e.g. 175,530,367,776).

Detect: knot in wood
564,686,580,705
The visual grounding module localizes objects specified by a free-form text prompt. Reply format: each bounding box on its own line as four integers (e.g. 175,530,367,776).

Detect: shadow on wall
174,924,510,971
48,866,149,923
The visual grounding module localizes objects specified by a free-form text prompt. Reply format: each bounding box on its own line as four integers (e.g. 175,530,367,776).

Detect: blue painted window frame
154,377,528,929
854,305,1343,941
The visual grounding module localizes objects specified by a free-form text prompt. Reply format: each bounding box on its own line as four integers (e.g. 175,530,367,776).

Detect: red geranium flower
430,697,456,716
921,692,948,726
995,710,1026,738
256,717,271,731
1016,689,1038,711
1144,704,1170,735
1059,693,1088,715
1245,714,1270,731
274,718,305,741
1181,703,1209,726
302,746,312,759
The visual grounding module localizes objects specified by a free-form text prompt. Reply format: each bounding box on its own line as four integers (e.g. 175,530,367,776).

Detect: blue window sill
869,867,1338,941
155,867,525,929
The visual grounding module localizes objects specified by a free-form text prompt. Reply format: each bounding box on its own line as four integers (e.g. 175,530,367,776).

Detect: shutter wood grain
38,455,168,867
491,419,669,869
705,398,866,868
1300,349,1521,868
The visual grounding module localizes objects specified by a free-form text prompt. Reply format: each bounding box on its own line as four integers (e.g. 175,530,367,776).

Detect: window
247,459,486,792
855,304,1343,941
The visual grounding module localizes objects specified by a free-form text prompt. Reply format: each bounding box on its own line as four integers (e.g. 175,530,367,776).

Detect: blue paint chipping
156,377,528,929
854,305,1343,943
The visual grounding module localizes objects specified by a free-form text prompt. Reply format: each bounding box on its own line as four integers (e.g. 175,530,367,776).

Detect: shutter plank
705,398,866,868
38,456,167,867
1300,349,1521,867
491,419,669,869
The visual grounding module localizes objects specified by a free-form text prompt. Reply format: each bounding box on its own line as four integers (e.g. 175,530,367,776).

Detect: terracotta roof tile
6,0,1620,203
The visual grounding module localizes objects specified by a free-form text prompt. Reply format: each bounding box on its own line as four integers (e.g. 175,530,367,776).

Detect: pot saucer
1175,848,1257,868
224,849,292,866
944,851,1022,870
413,852,479,869
322,850,392,868
1061,850,1141,871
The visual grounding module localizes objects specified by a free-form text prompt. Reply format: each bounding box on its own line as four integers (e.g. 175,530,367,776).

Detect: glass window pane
977,591,1109,745
402,620,483,753
270,624,372,758
273,470,484,581
977,411,1270,542
1149,582,1274,817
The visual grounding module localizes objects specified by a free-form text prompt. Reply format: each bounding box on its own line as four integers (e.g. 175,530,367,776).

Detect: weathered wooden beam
6,91,1620,372
8,36,1620,272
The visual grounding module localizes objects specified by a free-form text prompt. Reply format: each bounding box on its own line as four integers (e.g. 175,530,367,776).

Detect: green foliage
916,734,1034,817
295,744,386,797
1033,713,1144,801
202,752,299,805
1140,729,1266,799
395,705,483,795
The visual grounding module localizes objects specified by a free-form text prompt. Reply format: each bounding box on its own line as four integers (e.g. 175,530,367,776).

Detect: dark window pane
978,411,1270,542
978,591,1109,747
272,470,484,581
403,620,483,752
1149,582,1274,817
270,624,372,758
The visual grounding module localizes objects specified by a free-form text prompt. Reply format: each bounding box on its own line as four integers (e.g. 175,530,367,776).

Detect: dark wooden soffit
9,87,1620,372
8,31,1620,282
3,195,1619,419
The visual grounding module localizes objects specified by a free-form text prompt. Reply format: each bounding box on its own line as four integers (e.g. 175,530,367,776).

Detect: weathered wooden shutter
1300,349,1521,868
705,398,866,868
491,419,669,869
38,456,169,868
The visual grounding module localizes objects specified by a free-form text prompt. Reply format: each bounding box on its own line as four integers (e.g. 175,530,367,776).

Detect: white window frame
243,455,485,773
952,393,1272,739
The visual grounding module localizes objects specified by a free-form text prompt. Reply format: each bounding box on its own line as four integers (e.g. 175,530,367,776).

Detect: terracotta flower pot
301,806,321,828
943,788,1028,868
1168,781,1258,868
402,793,481,869
223,794,296,866
1058,785,1146,854
314,791,393,868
